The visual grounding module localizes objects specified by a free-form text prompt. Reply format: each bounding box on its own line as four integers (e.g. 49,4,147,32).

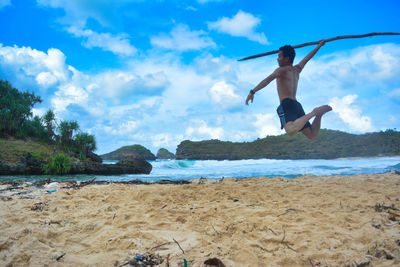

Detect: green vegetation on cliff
101,144,156,160
0,79,97,162
176,129,400,160
0,138,54,164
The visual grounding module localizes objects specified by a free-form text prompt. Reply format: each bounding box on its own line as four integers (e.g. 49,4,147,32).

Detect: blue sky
0,0,399,154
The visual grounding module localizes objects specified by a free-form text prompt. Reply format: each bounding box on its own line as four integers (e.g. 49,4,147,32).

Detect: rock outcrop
0,153,46,175
101,144,156,160
0,154,152,175
87,151,103,163
156,148,175,159
69,158,152,175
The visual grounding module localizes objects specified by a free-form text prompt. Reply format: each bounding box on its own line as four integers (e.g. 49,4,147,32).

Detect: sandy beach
1,172,400,266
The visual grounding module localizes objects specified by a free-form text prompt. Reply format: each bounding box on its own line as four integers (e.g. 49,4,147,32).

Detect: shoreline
1,169,400,184
1,172,400,266
1,156,399,183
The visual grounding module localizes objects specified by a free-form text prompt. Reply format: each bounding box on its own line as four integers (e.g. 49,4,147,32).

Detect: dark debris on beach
0,178,191,201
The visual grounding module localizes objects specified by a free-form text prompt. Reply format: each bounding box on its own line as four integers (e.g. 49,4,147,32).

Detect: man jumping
245,40,332,139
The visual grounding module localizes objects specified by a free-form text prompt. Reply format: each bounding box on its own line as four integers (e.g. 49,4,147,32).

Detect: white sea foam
103,157,400,182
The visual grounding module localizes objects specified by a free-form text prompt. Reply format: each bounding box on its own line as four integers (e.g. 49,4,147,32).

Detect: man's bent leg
301,105,332,139
301,115,322,139
284,105,332,138
284,111,316,136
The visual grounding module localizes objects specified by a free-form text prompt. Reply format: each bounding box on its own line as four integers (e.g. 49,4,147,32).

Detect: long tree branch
238,32,400,61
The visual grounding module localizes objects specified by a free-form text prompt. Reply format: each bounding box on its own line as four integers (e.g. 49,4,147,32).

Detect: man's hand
245,93,254,105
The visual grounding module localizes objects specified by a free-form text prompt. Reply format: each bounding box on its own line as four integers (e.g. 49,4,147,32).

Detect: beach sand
1,172,400,266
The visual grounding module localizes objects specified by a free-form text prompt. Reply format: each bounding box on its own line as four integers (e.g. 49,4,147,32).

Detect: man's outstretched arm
246,69,279,105
295,39,326,72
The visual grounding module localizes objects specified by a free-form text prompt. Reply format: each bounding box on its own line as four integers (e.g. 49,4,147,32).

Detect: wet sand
1,172,400,266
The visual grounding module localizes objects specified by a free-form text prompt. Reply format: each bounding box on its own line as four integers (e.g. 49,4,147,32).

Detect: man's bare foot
314,105,332,116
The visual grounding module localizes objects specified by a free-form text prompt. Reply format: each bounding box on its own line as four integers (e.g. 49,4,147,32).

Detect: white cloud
151,133,172,148
186,120,224,140
370,45,399,79
32,107,47,118
0,45,71,88
66,26,137,56
37,1,137,56
0,0,11,9
37,0,131,27
36,72,58,87
93,70,168,100
104,120,139,135
209,81,241,108
387,88,400,100
185,6,197,11
304,43,400,84
151,24,216,52
208,10,269,44
151,133,184,150
329,95,374,132
51,83,89,113
252,113,283,138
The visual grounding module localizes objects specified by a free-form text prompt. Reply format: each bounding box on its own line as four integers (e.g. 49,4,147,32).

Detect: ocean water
2,157,400,182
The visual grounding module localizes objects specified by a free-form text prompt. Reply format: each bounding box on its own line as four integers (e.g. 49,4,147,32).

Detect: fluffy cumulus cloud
151,133,184,149
303,43,400,84
37,0,136,56
104,120,139,135
0,44,100,115
208,10,269,44
0,45,71,89
36,0,131,27
66,26,136,56
329,95,374,132
151,24,216,52
186,120,224,140
252,113,283,138
208,81,241,109
0,44,168,119
52,83,89,113
93,70,168,101
0,0,11,9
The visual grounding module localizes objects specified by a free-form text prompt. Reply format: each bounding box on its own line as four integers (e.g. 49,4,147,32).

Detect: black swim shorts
276,98,311,131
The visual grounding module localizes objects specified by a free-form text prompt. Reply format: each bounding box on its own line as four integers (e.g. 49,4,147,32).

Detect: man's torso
276,66,300,102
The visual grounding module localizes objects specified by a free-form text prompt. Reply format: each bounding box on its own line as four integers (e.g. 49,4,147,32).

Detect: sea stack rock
101,144,156,161
156,148,175,159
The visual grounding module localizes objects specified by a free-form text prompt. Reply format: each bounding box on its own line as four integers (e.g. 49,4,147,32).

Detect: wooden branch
173,238,185,254
151,241,171,251
238,32,400,61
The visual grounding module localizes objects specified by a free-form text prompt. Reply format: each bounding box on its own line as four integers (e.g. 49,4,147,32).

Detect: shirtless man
245,40,332,139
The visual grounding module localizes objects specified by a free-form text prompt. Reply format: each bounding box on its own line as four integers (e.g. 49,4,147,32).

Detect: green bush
44,153,71,175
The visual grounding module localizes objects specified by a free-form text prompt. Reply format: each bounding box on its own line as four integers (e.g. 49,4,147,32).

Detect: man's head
278,45,295,66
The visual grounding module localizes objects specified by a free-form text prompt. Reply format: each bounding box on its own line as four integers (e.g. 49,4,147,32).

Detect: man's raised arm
246,69,279,105
295,40,326,72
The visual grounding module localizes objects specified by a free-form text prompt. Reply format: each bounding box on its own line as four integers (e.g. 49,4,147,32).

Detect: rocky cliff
101,144,156,160
176,129,400,160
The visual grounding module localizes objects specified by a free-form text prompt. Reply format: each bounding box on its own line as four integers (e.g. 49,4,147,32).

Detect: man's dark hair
279,45,295,64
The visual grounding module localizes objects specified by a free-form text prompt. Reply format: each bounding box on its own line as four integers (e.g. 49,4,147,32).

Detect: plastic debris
121,252,163,266
46,182,60,190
